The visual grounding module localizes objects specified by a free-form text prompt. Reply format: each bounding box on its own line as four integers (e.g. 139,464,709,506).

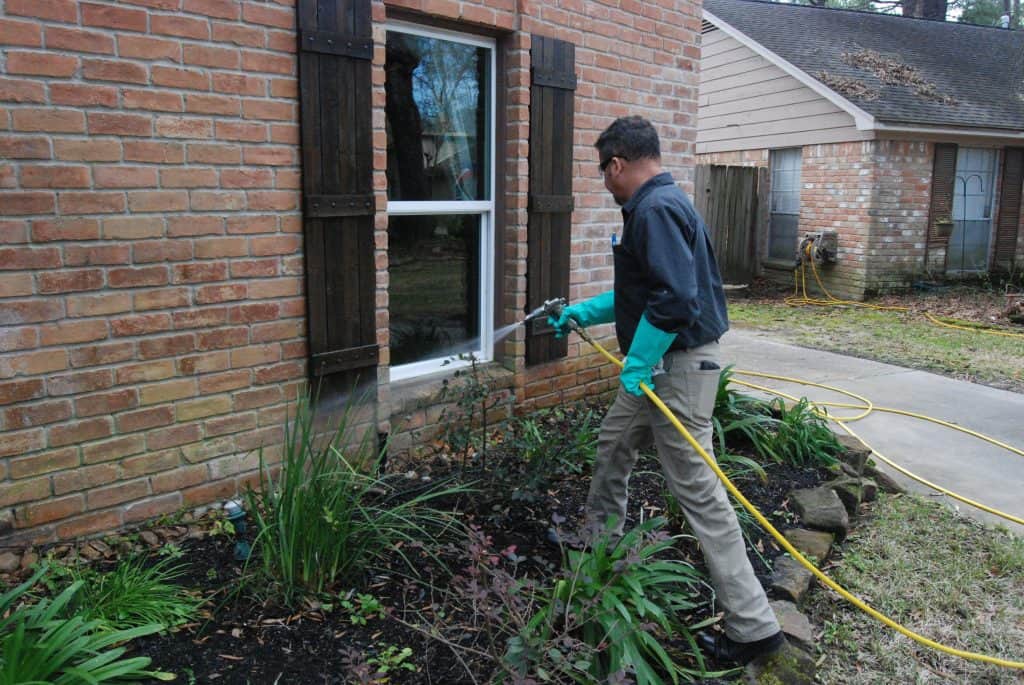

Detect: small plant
439,353,505,469
60,555,202,632
340,592,386,626
506,404,601,501
367,643,417,676
762,397,841,468
0,567,173,683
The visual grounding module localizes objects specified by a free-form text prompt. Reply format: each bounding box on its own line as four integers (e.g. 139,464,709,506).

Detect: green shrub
0,567,172,684
245,393,469,605
761,397,841,468
506,404,600,500
509,517,719,685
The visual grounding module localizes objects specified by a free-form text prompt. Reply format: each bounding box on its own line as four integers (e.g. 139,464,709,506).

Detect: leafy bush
505,404,600,500
245,393,469,605
508,517,719,685
0,567,171,683
761,397,841,468
57,555,201,632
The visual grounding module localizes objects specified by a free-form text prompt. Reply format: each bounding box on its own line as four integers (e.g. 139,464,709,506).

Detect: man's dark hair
595,116,661,163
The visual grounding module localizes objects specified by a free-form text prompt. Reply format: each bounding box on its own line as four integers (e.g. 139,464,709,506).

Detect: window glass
769,148,802,260
388,214,481,366
385,32,489,201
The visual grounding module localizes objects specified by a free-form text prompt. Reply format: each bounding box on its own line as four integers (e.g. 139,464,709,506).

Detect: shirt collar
621,172,675,217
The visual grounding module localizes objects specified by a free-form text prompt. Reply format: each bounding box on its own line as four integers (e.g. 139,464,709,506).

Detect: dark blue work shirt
613,172,729,353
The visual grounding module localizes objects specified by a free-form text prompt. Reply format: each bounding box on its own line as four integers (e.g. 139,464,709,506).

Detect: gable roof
703,0,1024,133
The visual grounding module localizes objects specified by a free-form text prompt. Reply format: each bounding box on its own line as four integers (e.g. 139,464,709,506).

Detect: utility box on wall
799,230,839,264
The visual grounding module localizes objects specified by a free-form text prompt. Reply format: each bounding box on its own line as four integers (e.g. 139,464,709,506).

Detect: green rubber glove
621,314,677,395
549,291,615,339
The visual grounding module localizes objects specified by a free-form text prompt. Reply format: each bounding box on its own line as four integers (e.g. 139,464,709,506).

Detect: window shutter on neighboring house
297,0,378,395
994,147,1023,271
927,143,958,245
526,35,575,365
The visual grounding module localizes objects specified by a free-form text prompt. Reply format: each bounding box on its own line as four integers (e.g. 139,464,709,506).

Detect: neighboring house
0,0,701,542
698,0,1024,299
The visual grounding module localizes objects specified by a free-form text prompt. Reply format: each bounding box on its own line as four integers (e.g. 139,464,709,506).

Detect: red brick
87,478,150,509
172,261,228,284
122,0,181,8
0,246,61,270
88,112,151,136
139,378,196,405
133,239,193,263
234,425,282,451
246,190,297,211
231,344,280,368
56,511,123,539
123,89,183,112
3,192,55,215
128,190,189,212
116,359,176,384
152,14,210,39
215,120,266,142
152,65,209,91
47,369,113,397
111,313,173,337
194,283,246,304
117,405,175,432
184,0,240,18
39,319,108,346
194,237,248,258
139,333,196,359
190,190,246,211
123,493,183,523
160,167,218,187
196,326,248,350
147,422,202,450
205,411,256,437
151,465,208,493
118,34,182,62
186,142,242,164
0,427,45,458
212,21,263,47
172,307,228,329
12,109,84,133
108,265,169,288
64,293,131,319
0,77,46,103
184,44,240,69
133,287,190,311
93,165,159,188
3,349,67,376
45,26,116,55
177,350,229,374
7,52,78,77
63,242,132,266
167,215,223,236
75,388,138,417
198,368,250,393
4,401,73,430
0,136,50,159
124,140,184,163
228,302,278,323
254,360,303,384
0,221,31,245
270,123,299,146
38,269,104,295
49,416,113,447
0,18,43,47
32,218,101,242
250,235,301,256
0,273,33,297
121,449,181,477
82,58,148,84
241,50,294,75
58,192,126,215
0,328,38,354
265,29,297,53
0,164,14,189
19,494,84,525
68,341,134,368
82,3,147,31
269,78,297,99
7,0,77,23
49,83,119,107
20,165,89,189
0,476,50,507
220,168,272,188
185,93,240,116
155,115,213,139
212,72,265,95
54,138,121,161
0,378,45,406
182,478,236,505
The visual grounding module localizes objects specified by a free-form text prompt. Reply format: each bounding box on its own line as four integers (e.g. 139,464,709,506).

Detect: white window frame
385,22,496,382
768,147,802,261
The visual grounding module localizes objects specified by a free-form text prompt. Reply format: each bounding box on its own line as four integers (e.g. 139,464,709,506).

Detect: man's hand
548,291,615,339
621,314,677,396
620,355,654,395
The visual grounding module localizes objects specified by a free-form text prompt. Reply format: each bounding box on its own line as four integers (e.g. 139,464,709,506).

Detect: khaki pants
585,341,780,643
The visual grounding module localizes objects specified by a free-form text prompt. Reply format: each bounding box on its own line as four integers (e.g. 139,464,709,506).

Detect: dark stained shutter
297,0,377,395
927,143,957,245
994,147,1023,270
526,35,575,365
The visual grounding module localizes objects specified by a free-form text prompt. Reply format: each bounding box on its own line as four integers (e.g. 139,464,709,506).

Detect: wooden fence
693,164,767,284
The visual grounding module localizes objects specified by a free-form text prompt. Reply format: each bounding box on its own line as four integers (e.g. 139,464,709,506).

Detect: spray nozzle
523,297,568,326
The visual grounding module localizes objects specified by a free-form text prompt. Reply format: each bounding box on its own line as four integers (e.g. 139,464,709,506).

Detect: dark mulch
129,439,832,685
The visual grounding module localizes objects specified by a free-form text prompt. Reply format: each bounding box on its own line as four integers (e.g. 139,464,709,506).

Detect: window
949,147,998,273
769,148,802,261
384,23,495,381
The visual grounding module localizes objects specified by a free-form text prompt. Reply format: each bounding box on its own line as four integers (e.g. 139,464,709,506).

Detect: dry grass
806,494,1024,684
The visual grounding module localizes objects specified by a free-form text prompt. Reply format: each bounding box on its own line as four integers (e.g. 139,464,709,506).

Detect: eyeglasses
598,155,627,174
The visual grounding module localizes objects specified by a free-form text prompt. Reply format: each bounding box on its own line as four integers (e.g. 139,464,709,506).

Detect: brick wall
1,0,703,541
1,0,305,543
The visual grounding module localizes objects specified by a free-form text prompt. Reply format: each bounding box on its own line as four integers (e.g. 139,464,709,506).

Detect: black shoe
697,630,786,665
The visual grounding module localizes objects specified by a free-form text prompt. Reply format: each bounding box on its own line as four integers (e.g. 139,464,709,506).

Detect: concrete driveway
720,328,1024,533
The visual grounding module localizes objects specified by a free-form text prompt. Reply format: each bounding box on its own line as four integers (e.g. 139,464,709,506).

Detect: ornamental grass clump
0,567,172,684
245,393,469,605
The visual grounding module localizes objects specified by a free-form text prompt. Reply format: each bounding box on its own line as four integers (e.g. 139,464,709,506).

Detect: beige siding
697,29,870,154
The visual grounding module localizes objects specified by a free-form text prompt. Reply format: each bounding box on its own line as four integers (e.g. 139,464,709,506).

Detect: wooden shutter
927,143,957,245
298,0,377,395
994,147,1023,270
526,35,575,365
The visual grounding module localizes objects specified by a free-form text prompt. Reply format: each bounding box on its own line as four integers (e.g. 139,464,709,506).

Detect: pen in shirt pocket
611,233,618,247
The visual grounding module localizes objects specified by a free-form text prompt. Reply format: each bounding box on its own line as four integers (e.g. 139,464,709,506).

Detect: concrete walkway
720,328,1024,533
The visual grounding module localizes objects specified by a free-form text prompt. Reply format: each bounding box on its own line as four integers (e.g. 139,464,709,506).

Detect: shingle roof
704,0,1024,131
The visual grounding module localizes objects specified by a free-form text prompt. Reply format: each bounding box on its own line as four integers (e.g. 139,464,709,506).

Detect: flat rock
865,464,906,494
790,487,849,540
769,599,815,650
836,435,871,474
0,551,20,573
783,528,834,563
139,530,160,547
861,478,878,502
770,555,813,603
829,477,863,516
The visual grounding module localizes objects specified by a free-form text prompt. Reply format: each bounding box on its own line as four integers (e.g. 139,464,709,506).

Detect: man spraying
551,116,810,684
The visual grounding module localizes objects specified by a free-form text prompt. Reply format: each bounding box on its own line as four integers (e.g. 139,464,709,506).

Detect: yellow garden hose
572,325,1024,670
